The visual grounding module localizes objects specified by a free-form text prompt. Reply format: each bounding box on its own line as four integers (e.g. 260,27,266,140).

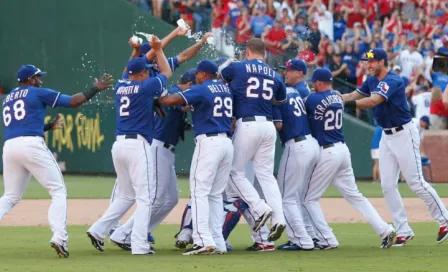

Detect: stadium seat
421,156,434,184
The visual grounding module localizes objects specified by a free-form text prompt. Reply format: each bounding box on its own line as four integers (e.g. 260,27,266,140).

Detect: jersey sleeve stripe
356,89,369,97
276,98,287,103
178,92,189,105
371,91,388,101
273,119,282,122
52,92,61,108
156,77,163,91
170,58,175,72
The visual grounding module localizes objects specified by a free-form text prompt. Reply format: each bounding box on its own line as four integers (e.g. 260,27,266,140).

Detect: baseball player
304,68,396,250
0,65,113,258
219,38,287,241
343,48,448,246
87,36,171,255
273,59,319,251
157,60,233,255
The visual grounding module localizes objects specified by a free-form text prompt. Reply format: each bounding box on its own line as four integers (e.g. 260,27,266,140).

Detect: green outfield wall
0,0,374,178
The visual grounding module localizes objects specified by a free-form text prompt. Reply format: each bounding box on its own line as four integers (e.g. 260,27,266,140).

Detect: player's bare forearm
274,122,283,131
158,94,185,107
69,93,90,107
350,94,385,110
177,33,211,63
69,74,114,107
156,49,172,79
342,91,365,102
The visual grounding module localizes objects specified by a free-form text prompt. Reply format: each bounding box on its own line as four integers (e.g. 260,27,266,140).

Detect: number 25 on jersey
247,77,274,100
3,100,26,127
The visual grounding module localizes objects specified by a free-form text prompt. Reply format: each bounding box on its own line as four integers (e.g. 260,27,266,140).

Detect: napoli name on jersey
306,90,345,146
357,71,411,128
220,59,286,119
114,74,167,142
3,86,71,140
178,79,232,135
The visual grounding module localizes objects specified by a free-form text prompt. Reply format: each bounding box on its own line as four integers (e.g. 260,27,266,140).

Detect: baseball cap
127,57,151,74
408,40,417,47
285,25,293,31
139,42,152,57
311,68,333,82
17,65,47,82
180,68,197,84
420,115,431,127
280,59,307,74
393,65,401,71
361,49,388,62
213,57,228,67
196,59,218,75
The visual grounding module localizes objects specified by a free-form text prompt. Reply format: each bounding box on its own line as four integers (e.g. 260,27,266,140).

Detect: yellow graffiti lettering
75,112,104,152
51,114,74,152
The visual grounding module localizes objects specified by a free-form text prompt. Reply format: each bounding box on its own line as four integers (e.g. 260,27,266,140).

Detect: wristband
82,87,100,101
44,122,52,132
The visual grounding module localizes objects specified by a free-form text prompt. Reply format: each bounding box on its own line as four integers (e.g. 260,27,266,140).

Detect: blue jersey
290,81,310,98
305,90,345,146
114,75,167,142
371,125,382,149
178,79,232,136
2,86,72,140
432,72,448,91
153,85,187,146
273,87,312,144
357,71,412,128
122,57,179,79
220,59,286,119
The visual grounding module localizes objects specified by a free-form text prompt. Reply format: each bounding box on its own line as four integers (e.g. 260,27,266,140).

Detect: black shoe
268,223,286,242
182,244,215,255
50,241,69,258
110,239,131,251
253,210,273,232
380,230,396,249
87,232,105,252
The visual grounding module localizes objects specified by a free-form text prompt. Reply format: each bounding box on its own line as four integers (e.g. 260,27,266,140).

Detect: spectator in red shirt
378,0,392,22
338,0,366,30
297,41,317,80
211,0,228,51
235,8,252,59
430,87,448,130
366,0,377,25
265,20,287,69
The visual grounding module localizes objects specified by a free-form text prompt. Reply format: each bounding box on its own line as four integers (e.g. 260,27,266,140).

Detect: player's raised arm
145,26,190,61
66,74,114,108
151,35,172,80
176,33,213,64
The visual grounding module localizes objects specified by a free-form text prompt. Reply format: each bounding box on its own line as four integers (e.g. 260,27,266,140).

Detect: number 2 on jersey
213,97,232,117
247,77,274,100
3,100,26,127
120,96,130,116
324,109,343,130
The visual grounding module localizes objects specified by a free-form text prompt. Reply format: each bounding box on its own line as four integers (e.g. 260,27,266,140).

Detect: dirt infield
1,198,447,226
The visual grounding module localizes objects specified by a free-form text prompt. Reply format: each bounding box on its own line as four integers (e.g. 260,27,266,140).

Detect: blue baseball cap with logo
139,42,152,57
311,68,333,82
196,60,218,75
17,65,47,82
280,59,307,74
361,48,388,62
127,57,151,75
180,68,197,84
420,115,431,127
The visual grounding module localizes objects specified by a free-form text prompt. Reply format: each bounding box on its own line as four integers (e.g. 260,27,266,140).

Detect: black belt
242,116,272,122
205,133,232,138
384,125,404,135
163,143,175,153
124,134,138,139
293,136,307,142
322,143,334,149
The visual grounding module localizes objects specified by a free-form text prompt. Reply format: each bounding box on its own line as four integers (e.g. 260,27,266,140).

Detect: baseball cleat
50,241,69,258
226,241,233,252
437,226,448,244
110,239,131,251
315,244,338,250
277,241,314,251
253,210,273,232
174,228,193,249
380,230,396,249
245,242,275,252
312,238,320,248
268,223,286,242
182,245,215,256
393,235,414,247
147,233,155,244
87,232,105,252
175,240,191,249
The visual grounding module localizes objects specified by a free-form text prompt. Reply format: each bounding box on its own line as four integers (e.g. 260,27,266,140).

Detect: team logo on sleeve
377,82,389,93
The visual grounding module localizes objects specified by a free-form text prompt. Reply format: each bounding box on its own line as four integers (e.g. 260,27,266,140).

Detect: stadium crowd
129,0,448,128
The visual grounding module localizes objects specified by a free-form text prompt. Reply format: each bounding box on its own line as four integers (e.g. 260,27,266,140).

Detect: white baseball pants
277,135,320,249
89,135,153,254
303,143,393,247
229,117,285,227
0,136,68,246
380,121,448,236
190,133,233,251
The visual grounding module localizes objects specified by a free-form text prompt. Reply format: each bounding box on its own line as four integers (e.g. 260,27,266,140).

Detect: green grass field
0,223,446,272
1,175,447,199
